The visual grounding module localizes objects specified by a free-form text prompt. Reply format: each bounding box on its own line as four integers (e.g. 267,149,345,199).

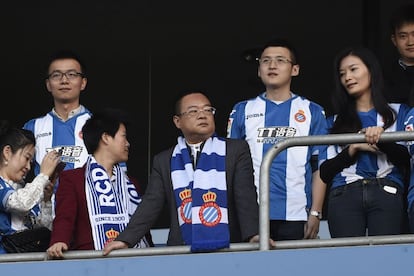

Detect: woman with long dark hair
320,47,410,238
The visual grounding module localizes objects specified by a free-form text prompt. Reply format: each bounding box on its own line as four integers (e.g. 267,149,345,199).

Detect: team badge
294,109,306,123
199,191,221,227
179,188,192,223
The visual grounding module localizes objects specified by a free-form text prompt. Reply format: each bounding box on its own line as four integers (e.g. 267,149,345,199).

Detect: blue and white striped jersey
23,106,92,175
227,92,328,221
326,103,410,189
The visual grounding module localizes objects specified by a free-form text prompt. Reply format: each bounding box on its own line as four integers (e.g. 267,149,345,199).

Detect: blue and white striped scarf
171,135,229,252
85,156,149,250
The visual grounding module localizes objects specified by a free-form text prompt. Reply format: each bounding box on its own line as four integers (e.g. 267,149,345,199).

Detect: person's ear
101,132,111,145
2,145,12,165
173,115,181,129
391,34,397,47
45,79,52,93
291,64,300,76
80,77,87,91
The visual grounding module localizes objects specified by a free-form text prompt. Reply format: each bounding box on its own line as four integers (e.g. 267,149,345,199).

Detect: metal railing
259,131,414,249
1,131,414,262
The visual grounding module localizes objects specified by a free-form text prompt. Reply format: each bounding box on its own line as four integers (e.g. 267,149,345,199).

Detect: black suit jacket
383,59,414,105
117,138,259,246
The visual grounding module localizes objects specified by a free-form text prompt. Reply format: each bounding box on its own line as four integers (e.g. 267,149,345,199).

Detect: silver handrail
2,132,414,262
259,131,414,250
3,233,414,262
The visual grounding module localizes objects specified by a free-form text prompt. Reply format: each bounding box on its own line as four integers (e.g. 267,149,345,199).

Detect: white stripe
285,99,310,220
193,170,226,190
244,99,265,194
202,140,225,155
191,206,228,224
34,114,53,166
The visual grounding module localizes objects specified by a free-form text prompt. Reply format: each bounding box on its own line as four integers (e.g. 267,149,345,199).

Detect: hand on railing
249,234,276,247
47,242,68,259
359,126,384,145
103,240,129,256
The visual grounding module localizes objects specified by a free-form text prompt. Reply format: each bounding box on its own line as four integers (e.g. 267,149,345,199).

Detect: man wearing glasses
23,50,91,194
103,91,268,255
227,38,328,241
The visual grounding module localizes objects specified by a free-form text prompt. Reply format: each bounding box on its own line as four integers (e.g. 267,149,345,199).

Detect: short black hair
0,120,35,164
45,49,87,78
390,3,414,34
259,38,299,64
173,90,211,116
82,108,130,154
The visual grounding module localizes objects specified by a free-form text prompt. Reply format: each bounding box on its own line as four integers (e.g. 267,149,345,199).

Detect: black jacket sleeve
377,142,411,184
320,143,411,186
319,146,355,184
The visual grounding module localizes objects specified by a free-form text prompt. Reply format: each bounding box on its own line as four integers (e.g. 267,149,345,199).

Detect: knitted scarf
171,135,229,252
85,156,149,250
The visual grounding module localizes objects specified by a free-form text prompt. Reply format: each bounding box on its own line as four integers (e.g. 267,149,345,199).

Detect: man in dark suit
104,91,265,255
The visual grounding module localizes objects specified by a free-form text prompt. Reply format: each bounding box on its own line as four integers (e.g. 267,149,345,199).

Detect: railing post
259,131,414,250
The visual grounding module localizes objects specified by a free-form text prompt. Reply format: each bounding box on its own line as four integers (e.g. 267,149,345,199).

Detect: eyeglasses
257,56,294,66
178,106,216,117
48,70,84,81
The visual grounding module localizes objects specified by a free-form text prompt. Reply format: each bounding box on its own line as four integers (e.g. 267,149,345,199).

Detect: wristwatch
309,210,322,220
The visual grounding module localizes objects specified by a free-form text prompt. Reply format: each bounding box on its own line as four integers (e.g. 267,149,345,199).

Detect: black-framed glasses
48,70,84,81
178,106,216,117
257,56,294,66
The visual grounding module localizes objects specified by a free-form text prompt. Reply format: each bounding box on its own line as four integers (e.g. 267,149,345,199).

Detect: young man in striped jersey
227,38,328,241
24,50,91,176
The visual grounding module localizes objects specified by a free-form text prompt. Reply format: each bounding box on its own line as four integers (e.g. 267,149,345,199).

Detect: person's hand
47,242,68,258
43,181,54,202
349,143,379,155
304,216,320,239
49,161,66,184
248,234,276,247
102,240,128,256
360,126,384,145
39,151,62,178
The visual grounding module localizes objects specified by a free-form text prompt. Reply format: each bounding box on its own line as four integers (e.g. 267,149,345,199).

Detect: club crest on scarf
199,190,221,227
179,188,192,223
171,135,230,252
179,189,222,227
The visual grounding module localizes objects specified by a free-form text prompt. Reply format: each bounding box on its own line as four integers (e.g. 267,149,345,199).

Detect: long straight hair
330,47,395,134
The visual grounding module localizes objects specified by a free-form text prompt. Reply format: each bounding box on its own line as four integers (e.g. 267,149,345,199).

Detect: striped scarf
85,156,149,250
171,135,229,252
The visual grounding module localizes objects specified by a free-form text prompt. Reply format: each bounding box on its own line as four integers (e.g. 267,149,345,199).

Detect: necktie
191,145,200,167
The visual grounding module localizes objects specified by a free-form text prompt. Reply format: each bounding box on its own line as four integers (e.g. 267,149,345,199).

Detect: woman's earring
4,160,8,165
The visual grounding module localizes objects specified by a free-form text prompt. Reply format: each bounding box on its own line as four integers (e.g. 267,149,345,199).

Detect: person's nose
60,73,70,83
408,34,414,45
344,71,352,81
25,160,31,170
268,59,278,68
